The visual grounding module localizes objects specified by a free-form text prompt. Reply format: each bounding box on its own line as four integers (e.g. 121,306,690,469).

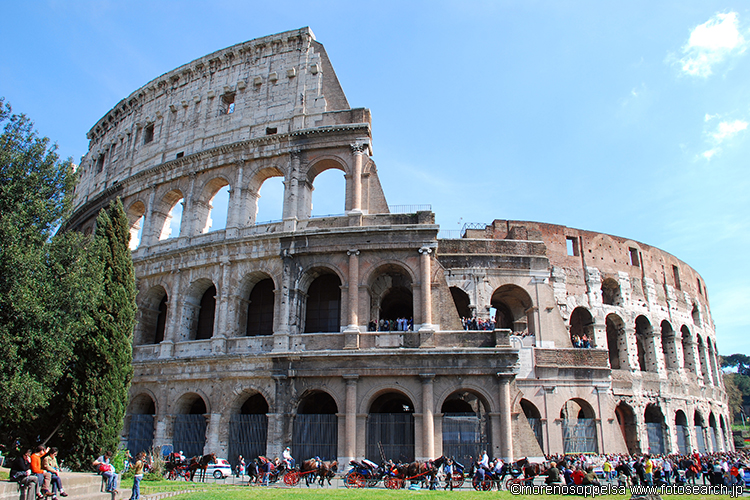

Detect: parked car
204,458,232,479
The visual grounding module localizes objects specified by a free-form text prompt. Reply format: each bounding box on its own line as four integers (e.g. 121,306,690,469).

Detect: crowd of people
9,446,68,500
571,333,593,348
367,318,414,332
461,317,496,331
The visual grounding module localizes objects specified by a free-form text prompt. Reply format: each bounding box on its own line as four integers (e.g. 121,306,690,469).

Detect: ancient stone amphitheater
65,28,731,466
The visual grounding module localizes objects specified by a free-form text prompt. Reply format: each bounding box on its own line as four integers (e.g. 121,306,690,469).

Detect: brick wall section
535,348,609,368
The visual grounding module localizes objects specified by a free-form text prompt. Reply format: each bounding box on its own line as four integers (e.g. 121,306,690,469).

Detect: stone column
344,375,358,462
141,185,158,247
344,250,360,349
225,159,246,235
181,172,197,237
497,375,513,461
153,415,172,450
349,144,364,212
420,374,435,460
283,150,301,230
274,251,292,352
418,247,434,340
624,326,638,372
204,413,222,454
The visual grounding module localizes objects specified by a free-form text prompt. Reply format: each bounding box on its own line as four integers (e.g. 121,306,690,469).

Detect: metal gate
710,427,718,452
173,414,207,457
292,414,338,461
228,414,268,467
676,425,688,454
646,423,664,455
128,415,155,455
527,417,544,450
561,419,598,454
695,426,706,453
442,413,489,466
367,413,414,463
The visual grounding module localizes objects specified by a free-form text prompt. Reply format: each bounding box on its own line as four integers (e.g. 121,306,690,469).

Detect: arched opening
601,278,622,306
367,392,415,463
569,307,594,347
136,286,168,345
635,315,656,372
126,201,146,250
615,402,639,455
697,336,709,382
246,278,274,336
205,184,230,232
681,326,696,374
707,338,719,386
644,404,666,455
293,391,338,461
255,175,284,224
709,412,719,452
368,265,414,331
127,394,156,455
441,391,490,466
719,416,728,452
661,320,678,371
560,398,598,453
197,285,216,340
228,392,269,469
675,410,690,454
606,314,626,370
692,303,701,327
158,190,184,240
304,273,341,333
450,287,472,321
173,393,207,457
520,399,544,451
694,411,707,454
310,168,346,217
490,285,534,336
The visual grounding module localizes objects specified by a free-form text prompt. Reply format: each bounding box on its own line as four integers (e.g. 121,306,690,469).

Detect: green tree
722,353,750,376
59,199,136,468
0,98,79,449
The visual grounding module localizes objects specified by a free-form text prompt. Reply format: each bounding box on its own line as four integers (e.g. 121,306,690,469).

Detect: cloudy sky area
2,1,749,355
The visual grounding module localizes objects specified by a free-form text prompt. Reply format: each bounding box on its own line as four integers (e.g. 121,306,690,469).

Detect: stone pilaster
344,375,358,462
420,374,435,460
344,249,360,349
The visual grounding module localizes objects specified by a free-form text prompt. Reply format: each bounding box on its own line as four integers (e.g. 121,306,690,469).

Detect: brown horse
300,458,338,486
189,453,216,482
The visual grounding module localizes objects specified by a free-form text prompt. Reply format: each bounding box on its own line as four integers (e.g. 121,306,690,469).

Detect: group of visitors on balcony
367,317,414,332
571,334,592,348
461,317,496,331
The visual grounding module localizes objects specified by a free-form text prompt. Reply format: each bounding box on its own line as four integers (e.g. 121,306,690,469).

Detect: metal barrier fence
366,413,415,463
228,414,268,468
292,414,338,461
173,414,207,458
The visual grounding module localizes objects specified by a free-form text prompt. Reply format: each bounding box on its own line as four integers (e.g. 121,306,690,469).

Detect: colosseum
65,27,731,467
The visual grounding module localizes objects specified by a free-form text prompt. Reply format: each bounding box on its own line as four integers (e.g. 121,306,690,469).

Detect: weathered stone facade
66,28,730,465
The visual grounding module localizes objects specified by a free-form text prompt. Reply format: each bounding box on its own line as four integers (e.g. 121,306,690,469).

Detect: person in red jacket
30,446,52,496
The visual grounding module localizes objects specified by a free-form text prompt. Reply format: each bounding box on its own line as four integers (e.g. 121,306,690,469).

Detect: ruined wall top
73,27,361,210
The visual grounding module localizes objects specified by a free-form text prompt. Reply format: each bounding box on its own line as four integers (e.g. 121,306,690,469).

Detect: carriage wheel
451,472,464,489
283,471,300,486
482,479,493,491
345,472,366,488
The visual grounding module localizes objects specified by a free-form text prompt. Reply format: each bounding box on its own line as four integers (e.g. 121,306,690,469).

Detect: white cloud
705,113,718,122
679,12,746,77
711,119,748,141
702,148,719,160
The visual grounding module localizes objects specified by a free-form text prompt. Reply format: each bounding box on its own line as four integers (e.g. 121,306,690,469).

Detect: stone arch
441,390,492,466
127,392,157,455
697,335,709,382
606,313,627,370
707,337,719,385
719,415,728,452
125,200,146,249
660,320,678,371
694,410,707,453
560,398,598,453
367,263,415,330
601,277,622,306
490,284,534,336
675,409,690,454
135,285,168,345
681,325,696,374
569,307,595,347
450,286,472,320
195,176,231,234
519,399,544,450
293,390,339,461
709,412,720,451
692,302,701,327
644,404,666,454
300,157,348,219
367,390,415,463
173,392,209,457
228,390,270,468
301,267,343,333
247,166,285,225
237,272,276,337
615,402,639,455
155,189,184,240
635,315,657,373
182,278,217,341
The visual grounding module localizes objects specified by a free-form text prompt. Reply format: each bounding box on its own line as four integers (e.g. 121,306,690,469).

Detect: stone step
2,472,116,500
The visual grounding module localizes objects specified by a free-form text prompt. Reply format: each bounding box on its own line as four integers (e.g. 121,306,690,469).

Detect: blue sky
2,1,749,356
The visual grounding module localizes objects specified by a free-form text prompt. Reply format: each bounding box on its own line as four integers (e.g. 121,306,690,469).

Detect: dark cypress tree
59,198,136,467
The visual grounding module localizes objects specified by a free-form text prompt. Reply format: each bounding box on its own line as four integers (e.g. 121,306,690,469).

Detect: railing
437,230,462,239
388,204,432,213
